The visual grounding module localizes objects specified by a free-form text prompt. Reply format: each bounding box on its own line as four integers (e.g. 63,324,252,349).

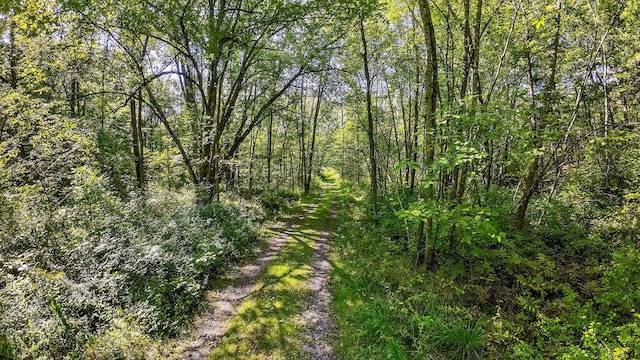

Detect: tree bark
417,0,440,268
360,17,379,215
299,81,307,189
267,112,273,185
130,98,144,189
461,0,472,100
304,78,325,195
9,19,18,89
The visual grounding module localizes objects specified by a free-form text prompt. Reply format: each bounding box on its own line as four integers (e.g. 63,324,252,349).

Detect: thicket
331,162,640,359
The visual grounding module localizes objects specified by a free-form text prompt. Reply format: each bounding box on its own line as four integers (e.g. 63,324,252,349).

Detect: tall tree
416,0,440,267
359,14,379,215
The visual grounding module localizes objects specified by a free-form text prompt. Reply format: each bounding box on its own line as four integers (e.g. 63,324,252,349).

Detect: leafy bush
0,333,14,360
0,171,263,358
598,245,640,319
255,188,301,215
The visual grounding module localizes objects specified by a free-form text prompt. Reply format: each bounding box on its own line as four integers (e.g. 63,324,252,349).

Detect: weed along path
167,179,339,360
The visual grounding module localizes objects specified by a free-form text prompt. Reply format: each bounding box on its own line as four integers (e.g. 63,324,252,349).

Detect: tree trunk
411,84,419,193
461,0,472,100
248,129,256,192
267,112,273,185
360,17,379,215
137,90,144,186
417,0,440,269
299,81,307,189
399,87,409,185
130,98,144,189
304,79,324,195
9,19,18,89
410,16,420,193
390,92,403,181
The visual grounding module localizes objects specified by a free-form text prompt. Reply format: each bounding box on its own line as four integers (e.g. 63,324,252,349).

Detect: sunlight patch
268,264,291,277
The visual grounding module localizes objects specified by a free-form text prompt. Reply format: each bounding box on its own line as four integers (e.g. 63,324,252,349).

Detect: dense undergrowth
331,178,640,359
0,175,291,359
0,186,262,359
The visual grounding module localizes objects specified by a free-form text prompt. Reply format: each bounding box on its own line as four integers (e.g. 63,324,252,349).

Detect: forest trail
162,179,339,360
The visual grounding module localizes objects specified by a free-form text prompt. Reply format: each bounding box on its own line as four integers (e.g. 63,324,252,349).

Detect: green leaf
395,160,421,171
533,18,545,29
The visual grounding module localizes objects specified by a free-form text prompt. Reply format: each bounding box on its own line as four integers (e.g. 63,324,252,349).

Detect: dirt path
300,219,338,360
173,224,294,359
160,181,338,360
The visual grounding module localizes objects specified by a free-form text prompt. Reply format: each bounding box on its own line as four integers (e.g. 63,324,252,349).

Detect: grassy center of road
208,178,337,360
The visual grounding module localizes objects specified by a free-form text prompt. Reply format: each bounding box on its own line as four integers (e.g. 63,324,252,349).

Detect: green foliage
319,167,339,181
559,320,640,360
333,170,640,359
95,127,136,196
397,198,506,252
0,90,94,195
254,188,301,215
0,333,13,360
598,246,640,318
0,171,264,358
331,182,489,359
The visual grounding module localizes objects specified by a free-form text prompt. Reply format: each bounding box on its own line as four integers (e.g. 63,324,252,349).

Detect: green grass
329,180,486,360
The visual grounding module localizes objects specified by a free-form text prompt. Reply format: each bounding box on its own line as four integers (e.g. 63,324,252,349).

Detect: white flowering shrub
0,167,262,359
